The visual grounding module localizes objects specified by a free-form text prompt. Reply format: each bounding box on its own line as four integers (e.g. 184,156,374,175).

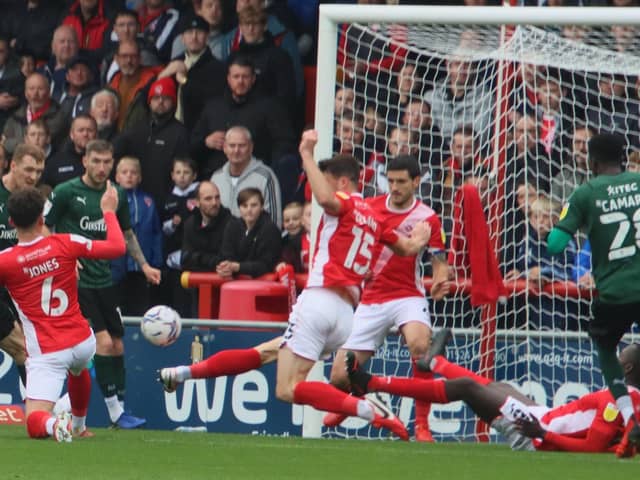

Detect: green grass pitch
1,425,637,480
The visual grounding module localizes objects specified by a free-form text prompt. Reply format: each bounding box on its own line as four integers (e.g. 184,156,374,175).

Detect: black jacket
190,89,295,178
41,139,84,189
178,48,226,132
117,112,189,206
229,32,296,119
181,206,232,272
220,211,282,278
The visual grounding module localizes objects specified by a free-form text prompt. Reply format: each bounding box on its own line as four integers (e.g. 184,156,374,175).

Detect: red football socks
26,410,50,438
293,381,360,417
190,348,262,379
412,358,433,425
68,369,91,417
369,376,449,403
431,355,492,385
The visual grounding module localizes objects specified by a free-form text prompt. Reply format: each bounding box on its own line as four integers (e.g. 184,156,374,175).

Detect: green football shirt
556,171,640,304
45,177,130,289
0,180,17,251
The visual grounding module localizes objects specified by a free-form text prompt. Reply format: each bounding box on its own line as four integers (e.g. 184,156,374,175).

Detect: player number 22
40,277,69,316
600,210,640,260
344,226,374,275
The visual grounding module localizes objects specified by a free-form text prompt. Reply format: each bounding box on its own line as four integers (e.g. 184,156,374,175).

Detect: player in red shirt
273,130,431,440
0,183,125,442
346,328,640,454
325,155,450,442
161,130,430,439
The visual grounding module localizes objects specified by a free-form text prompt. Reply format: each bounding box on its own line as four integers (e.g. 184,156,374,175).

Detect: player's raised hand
100,180,119,213
299,129,318,158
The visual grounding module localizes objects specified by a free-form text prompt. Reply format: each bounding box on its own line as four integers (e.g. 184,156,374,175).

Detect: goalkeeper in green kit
547,133,640,457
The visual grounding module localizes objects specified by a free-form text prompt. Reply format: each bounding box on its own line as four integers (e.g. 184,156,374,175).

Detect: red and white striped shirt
361,195,445,305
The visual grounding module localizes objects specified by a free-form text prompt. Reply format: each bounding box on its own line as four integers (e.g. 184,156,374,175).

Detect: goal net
313,5,640,441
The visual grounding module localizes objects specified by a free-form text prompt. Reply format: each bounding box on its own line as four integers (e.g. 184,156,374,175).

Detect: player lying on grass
161,130,432,440
0,184,125,442
345,328,640,455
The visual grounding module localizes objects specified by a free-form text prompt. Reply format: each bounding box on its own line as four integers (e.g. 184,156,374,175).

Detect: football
141,305,182,347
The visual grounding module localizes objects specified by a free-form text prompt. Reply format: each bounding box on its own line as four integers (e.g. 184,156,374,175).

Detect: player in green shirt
548,133,640,457
0,144,45,389
46,139,161,429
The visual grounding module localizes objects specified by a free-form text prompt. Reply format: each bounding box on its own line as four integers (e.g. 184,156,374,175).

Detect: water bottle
175,426,207,432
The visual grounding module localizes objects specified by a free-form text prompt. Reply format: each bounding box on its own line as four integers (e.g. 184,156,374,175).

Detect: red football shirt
0,212,125,356
306,192,398,294
361,195,446,304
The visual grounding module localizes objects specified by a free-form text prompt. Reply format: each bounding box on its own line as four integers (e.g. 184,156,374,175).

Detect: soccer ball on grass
141,305,182,347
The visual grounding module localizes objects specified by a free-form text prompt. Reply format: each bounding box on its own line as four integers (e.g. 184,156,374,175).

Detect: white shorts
281,288,354,361
25,334,96,403
342,296,431,352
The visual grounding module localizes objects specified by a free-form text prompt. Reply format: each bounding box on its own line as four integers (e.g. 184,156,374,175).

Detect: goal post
306,4,640,441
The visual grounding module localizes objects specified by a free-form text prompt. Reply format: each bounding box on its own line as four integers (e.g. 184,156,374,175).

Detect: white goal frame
303,4,640,440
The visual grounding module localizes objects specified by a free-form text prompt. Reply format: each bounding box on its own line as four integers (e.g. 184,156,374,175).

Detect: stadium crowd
0,0,638,319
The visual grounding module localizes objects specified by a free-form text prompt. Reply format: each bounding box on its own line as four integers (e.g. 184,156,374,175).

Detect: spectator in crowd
281,201,302,240
424,53,494,147
2,72,67,155
610,24,639,54
39,25,79,101
190,56,295,178
90,88,121,143
181,179,232,272
224,0,303,99
109,40,160,132
117,76,189,206
334,108,365,160
551,125,593,204
54,53,100,122
2,0,59,64
171,0,227,61
137,0,181,63
628,150,640,172
386,63,424,126
112,156,163,316
159,157,199,317
217,187,282,279
229,5,296,121
23,120,54,167
102,8,161,85
536,72,579,163
0,37,23,132
62,0,114,54
505,196,577,328
510,113,556,193
41,114,97,192
280,201,310,273
158,13,226,132
0,143,6,174
19,51,36,79
210,126,282,227
366,126,418,196
587,73,639,149
401,99,446,168
334,86,356,118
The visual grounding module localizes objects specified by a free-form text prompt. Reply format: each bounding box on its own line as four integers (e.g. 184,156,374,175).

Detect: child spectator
282,201,303,239
112,156,163,316
505,197,577,330
161,157,199,315
280,201,310,273
216,188,282,279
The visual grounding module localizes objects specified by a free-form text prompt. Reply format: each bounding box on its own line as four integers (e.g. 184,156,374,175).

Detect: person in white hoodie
211,125,282,227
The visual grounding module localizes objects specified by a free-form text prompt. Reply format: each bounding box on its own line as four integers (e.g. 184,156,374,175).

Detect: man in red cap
117,76,188,208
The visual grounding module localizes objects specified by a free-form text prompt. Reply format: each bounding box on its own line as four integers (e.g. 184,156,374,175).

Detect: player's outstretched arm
388,220,432,257
547,228,573,255
515,416,615,453
299,130,342,216
430,253,450,301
